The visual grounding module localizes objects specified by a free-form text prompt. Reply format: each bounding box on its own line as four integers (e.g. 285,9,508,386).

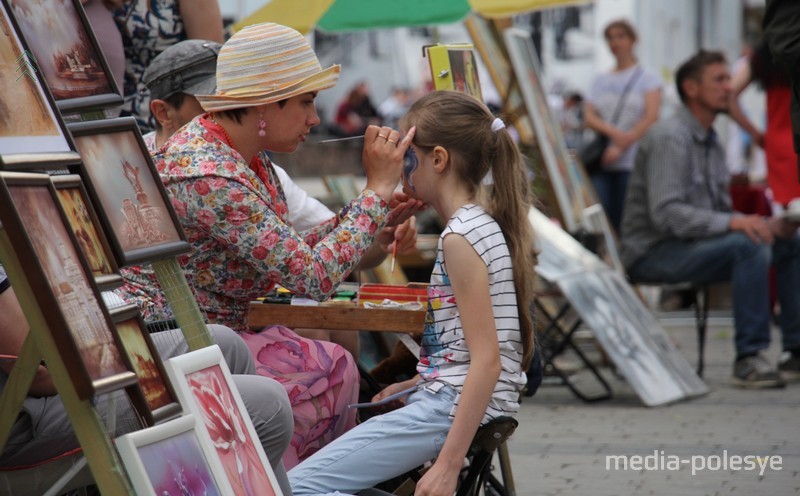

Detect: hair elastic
491,117,506,132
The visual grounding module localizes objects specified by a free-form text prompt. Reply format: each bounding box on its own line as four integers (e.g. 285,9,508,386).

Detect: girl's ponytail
486,125,537,370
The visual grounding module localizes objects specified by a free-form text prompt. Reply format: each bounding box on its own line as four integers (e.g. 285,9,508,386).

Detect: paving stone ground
503,314,800,496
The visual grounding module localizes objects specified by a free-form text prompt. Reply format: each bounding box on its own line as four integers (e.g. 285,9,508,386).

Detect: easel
73,110,212,353
0,231,134,494
0,240,213,496
0,113,211,496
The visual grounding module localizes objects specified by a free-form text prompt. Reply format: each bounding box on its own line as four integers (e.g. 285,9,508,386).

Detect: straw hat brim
197,64,341,112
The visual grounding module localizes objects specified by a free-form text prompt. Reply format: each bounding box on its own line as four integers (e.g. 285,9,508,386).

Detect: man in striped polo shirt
620,50,800,389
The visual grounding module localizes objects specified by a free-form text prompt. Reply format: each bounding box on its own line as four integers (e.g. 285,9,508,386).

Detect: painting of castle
9,184,127,382
10,0,113,99
115,316,173,411
74,129,182,255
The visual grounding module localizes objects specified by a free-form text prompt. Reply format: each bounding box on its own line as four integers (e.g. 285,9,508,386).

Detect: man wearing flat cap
142,39,221,151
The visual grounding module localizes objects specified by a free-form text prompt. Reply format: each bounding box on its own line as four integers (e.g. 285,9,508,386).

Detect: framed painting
7,0,121,113
464,14,535,146
0,0,79,168
115,414,234,496
166,345,284,496
528,205,709,406
51,174,122,290
425,44,483,100
110,303,182,426
504,27,597,233
0,171,137,399
68,117,190,267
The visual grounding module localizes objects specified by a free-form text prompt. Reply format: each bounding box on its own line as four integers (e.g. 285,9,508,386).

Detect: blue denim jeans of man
289,384,456,496
591,170,630,234
628,231,800,357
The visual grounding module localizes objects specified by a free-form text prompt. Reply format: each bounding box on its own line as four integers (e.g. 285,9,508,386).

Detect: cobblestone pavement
505,315,800,496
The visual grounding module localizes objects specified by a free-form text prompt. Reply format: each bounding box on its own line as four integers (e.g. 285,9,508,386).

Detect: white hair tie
491,117,506,132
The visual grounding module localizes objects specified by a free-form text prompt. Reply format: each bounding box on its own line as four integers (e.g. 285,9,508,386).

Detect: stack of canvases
0,0,280,494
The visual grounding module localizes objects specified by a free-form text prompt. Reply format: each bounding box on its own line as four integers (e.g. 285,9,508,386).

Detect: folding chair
630,281,710,377
533,287,613,402
581,204,712,379
455,416,518,496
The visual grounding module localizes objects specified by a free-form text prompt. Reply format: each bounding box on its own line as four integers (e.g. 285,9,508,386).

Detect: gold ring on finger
387,138,397,144
378,134,388,139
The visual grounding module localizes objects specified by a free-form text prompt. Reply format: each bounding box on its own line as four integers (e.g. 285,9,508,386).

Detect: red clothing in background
765,85,800,204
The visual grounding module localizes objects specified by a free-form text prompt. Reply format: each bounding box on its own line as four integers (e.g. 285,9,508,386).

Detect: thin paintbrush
316,135,366,144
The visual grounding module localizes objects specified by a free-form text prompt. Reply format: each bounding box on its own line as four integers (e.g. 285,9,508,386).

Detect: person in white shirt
583,19,662,233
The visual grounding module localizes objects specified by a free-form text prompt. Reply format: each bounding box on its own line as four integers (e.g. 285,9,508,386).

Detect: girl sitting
289,90,537,496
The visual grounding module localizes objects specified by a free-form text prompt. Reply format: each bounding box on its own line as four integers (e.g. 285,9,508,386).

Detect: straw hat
197,23,340,112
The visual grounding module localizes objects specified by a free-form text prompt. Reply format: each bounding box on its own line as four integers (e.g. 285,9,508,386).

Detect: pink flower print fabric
240,326,359,469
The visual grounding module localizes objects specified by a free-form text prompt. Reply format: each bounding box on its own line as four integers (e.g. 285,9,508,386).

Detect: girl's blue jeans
289,384,456,496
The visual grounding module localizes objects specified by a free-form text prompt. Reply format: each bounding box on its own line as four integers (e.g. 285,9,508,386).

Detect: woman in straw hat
117,22,422,470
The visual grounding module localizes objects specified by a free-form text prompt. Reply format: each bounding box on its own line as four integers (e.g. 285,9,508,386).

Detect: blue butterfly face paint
403,147,419,192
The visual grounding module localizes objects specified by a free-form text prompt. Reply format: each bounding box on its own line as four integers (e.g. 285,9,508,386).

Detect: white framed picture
504,27,598,233
115,414,234,496
166,345,283,496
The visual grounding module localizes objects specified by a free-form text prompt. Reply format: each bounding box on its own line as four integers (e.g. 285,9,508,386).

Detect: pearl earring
258,112,267,137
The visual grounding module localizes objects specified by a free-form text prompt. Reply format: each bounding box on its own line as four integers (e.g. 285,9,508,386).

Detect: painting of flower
188,364,277,496
115,414,233,495
137,428,222,496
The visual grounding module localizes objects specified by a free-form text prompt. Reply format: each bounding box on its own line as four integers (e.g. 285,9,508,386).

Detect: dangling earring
258,112,267,137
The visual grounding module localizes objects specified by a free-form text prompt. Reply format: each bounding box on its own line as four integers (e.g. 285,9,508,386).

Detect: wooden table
248,302,425,334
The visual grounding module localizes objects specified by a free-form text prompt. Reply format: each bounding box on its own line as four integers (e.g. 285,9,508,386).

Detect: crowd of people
1,2,800,495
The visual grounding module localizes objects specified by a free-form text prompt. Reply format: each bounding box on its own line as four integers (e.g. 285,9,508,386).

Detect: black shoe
778,352,800,381
732,353,786,389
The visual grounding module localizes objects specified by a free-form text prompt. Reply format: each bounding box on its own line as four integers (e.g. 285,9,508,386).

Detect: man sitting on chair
619,50,800,389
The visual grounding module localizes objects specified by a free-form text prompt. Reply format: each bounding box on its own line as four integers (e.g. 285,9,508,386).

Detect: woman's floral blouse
118,115,388,332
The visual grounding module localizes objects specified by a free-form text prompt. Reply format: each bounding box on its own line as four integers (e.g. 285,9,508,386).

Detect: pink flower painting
138,429,221,496
188,365,276,496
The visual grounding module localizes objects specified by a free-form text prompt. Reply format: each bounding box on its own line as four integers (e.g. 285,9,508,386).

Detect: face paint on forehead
403,147,419,192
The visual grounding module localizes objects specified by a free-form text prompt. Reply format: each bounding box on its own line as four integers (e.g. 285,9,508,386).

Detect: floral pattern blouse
117,115,389,332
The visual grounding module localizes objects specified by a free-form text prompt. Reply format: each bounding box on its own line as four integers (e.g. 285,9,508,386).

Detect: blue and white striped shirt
418,204,526,424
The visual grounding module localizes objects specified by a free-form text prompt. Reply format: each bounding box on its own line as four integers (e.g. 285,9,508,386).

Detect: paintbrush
391,241,398,274
316,135,366,144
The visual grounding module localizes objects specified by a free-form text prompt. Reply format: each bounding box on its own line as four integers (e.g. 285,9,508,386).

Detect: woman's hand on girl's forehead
401,126,416,147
